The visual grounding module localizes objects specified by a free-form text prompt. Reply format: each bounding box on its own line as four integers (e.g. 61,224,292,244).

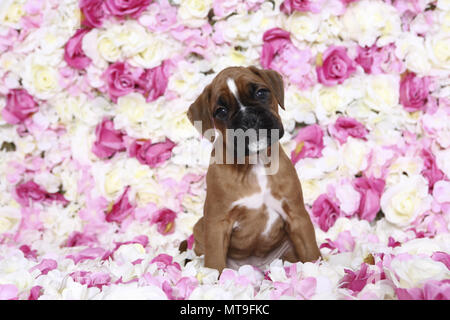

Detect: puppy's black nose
241,112,259,130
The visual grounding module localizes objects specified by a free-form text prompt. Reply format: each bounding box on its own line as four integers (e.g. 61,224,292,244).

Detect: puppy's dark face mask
187,66,285,157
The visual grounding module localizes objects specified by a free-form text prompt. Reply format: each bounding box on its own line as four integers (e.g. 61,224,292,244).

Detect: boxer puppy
184,66,321,273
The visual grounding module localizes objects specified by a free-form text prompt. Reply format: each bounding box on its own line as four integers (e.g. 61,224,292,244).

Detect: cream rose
22,55,61,100
364,74,400,113
284,12,320,43
380,175,432,227
341,0,401,47
178,0,213,28
388,256,450,289
395,34,432,75
426,31,450,70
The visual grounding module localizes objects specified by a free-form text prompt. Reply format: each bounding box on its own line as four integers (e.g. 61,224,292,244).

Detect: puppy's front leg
284,199,321,263
203,213,233,273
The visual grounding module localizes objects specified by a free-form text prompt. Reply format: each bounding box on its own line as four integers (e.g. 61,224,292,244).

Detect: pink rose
129,138,175,168
312,194,341,232
291,124,324,164
352,176,385,222
135,61,170,102
328,117,368,144
151,208,177,235
80,0,107,28
316,46,356,86
261,28,314,89
420,148,445,192
28,286,43,300
15,180,69,207
339,263,375,294
399,72,430,112
0,284,18,300
64,28,92,70
105,0,152,19
280,0,322,14
396,279,450,300
2,89,39,124
355,45,378,74
92,118,126,159
102,62,137,103
105,186,134,223
261,28,291,69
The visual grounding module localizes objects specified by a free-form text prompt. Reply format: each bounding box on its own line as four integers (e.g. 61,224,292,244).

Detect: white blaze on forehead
226,78,246,111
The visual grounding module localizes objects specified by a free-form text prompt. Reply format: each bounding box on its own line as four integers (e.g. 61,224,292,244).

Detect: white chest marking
231,165,286,236
226,78,246,112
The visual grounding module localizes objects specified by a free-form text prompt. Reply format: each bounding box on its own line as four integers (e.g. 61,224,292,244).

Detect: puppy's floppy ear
248,66,285,110
187,84,214,136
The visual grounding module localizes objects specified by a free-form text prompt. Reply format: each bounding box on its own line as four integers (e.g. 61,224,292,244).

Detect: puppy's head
187,66,285,157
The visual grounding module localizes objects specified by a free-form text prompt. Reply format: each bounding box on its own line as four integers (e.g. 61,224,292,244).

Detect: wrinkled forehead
209,67,265,103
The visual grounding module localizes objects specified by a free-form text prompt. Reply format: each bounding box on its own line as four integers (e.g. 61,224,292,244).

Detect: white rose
115,93,150,129
284,12,320,43
380,175,432,227
385,156,424,188
178,0,213,28
0,0,24,26
388,256,450,289
116,21,148,58
426,31,450,70
284,86,316,125
393,237,446,256
341,0,401,47
162,107,198,143
97,29,122,63
364,74,400,113
395,34,431,75
82,29,107,68
22,54,61,100
0,206,20,234
339,137,370,176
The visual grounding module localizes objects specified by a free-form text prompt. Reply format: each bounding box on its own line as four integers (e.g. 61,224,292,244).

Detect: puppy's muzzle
228,107,284,156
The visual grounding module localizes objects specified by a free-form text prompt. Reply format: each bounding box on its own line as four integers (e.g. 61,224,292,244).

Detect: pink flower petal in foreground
291,124,324,164
92,118,126,159
129,138,176,168
2,88,39,124
80,0,107,28
64,28,92,70
15,180,69,207
0,284,18,300
339,264,376,294
396,279,450,300
151,208,177,235
29,259,58,275
352,176,385,222
105,186,135,223
135,61,170,102
329,117,368,144
28,286,43,300
399,72,430,112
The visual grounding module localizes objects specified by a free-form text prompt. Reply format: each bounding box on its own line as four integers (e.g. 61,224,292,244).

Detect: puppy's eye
213,106,228,120
255,88,269,100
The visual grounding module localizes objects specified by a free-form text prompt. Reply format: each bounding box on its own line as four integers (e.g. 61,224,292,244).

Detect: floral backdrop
0,0,449,300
